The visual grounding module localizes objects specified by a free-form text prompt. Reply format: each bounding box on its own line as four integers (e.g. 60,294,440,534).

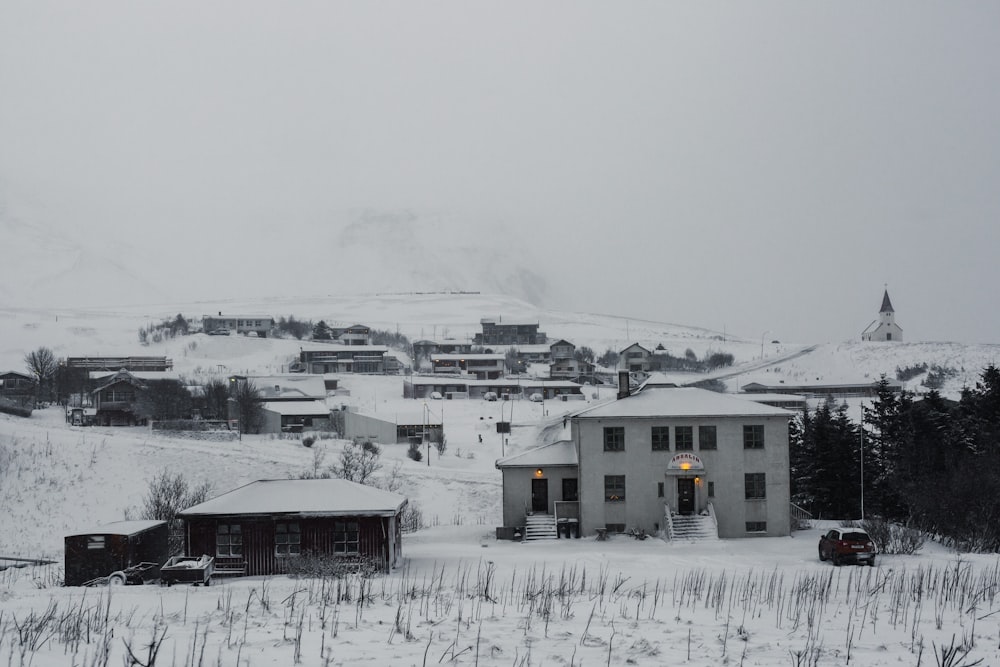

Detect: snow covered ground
3,293,1000,665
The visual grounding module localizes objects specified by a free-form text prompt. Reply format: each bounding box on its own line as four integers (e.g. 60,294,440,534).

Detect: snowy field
3,293,1000,665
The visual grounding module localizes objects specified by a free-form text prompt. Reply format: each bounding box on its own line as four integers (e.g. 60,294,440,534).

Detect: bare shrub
860,516,926,555
135,470,212,554
332,439,382,484
407,442,423,462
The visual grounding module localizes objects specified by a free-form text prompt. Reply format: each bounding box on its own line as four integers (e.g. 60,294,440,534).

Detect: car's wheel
108,573,126,586
832,552,841,567
868,557,876,567
818,546,826,562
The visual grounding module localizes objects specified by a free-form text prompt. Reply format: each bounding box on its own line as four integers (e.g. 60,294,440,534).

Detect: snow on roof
300,344,388,353
65,520,166,537
495,440,578,469
89,370,180,381
261,400,330,416
254,375,326,399
179,479,407,518
431,353,504,360
574,387,793,419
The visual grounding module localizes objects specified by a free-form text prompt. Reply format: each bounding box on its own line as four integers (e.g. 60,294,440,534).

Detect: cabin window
675,426,694,451
746,522,767,533
217,524,243,557
87,535,106,550
333,521,359,554
698,426,717,450
651,426,670,451
743,425,765,449
275,522,301,556
603,427,625,452
604,475,626,502
745,473,766,500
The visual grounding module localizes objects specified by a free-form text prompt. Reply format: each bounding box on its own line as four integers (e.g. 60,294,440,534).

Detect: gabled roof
179,479,407,518
1,370,32,380
91,369,147,394
65,520,166,538
620,343,651,355
549,339,574,348
261,400,330,416
573,387,792,419
496,440,578,469
880,290,894,313
254,375,327,400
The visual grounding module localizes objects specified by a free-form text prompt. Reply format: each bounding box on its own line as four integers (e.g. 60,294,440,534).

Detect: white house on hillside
497,383,794,539
862,289,903,342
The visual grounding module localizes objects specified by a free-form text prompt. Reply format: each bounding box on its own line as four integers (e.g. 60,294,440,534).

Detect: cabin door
677,478,695,515
531,478,549,513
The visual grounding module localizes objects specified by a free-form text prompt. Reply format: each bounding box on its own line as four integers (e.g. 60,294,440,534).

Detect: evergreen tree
312,320,333,340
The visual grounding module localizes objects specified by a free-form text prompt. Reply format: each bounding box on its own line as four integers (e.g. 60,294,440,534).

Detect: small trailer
65,520,169,587
82,561,160,587
160,555,214,586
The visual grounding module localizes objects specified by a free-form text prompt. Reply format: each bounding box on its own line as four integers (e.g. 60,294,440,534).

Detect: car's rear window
843,532,869,541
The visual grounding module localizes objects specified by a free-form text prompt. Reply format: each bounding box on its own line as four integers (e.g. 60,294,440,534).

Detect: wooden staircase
668,514,718,541
523,513,558,541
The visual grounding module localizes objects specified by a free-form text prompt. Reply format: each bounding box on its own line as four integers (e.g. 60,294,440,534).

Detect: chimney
617,370,631,400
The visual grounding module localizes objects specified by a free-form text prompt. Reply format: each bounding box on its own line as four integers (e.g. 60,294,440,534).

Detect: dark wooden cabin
178,479,407,576
64,520,169,586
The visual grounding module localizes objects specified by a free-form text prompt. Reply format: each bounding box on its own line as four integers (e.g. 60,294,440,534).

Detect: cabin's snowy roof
495,440,578,469
261,400,330,416
89,371,180,381
254,375,326,399
574,387,793,419
65,520,166,537
180,479,407,518
431,353,504,361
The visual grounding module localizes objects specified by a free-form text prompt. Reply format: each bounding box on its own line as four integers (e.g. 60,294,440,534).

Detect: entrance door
677,478,695,515
531,478,549,513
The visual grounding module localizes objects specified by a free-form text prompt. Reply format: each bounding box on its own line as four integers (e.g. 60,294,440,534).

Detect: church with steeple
862,289,903,342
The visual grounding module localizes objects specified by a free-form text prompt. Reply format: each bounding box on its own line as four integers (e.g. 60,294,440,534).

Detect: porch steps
669,515,718,541
523,513,558,541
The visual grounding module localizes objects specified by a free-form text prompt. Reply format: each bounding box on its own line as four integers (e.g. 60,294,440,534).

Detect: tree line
791,366,1000,552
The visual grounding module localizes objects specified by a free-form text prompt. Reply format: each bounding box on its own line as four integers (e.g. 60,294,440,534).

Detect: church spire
880,289,894,314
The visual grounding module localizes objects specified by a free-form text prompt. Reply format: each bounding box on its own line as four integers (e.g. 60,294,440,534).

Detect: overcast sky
2,1,998,344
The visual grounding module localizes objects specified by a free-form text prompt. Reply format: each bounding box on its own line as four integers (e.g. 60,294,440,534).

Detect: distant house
178,479,408,575
91,369,147,426
330,324,372,346
412,339,475,371
342,408,444,444
511,344,552,365
741,380,901,399
230,375,331,434
299,345,392,374
430,353,505,380
548,342,596,384
65,356,173,372
402,376,585,401
496,385,794,539
473,318,547,346
618,343,652,373
202,314,275,338
862,290,903,342
0,371,35,406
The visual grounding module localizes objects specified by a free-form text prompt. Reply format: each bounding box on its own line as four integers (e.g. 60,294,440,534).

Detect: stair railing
663,503,675,541
706,502,719,538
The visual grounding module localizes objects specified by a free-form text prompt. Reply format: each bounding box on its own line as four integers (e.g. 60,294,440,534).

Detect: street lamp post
760,330,771,360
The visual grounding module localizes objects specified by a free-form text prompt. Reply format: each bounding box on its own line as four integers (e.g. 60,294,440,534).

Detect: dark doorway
677,478,695,515
562,478,578,502
531,478,549,513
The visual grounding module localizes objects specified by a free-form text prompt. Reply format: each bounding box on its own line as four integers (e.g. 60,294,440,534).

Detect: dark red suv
818,528,876,566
